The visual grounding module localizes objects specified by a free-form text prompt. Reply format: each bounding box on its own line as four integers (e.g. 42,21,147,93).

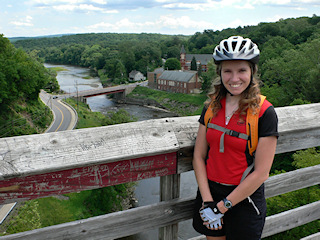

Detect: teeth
231,84,241,87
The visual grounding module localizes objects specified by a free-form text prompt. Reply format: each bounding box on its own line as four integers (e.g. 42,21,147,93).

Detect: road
40,90,77,132
0,90,77,225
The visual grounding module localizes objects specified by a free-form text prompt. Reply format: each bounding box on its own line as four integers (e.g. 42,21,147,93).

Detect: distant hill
9,34,74,42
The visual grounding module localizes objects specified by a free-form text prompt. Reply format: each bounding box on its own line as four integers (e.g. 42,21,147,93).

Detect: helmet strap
220,77,234,96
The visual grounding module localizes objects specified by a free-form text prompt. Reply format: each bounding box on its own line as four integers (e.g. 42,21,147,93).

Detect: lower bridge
68,82,141,102
0,103,319,239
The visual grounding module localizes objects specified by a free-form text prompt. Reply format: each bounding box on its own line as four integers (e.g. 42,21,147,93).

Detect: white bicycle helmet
213,36,260,64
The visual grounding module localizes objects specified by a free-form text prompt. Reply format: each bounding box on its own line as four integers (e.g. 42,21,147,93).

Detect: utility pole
75,80,79,113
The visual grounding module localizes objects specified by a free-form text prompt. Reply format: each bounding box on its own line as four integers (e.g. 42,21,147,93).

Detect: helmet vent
232,41,237,51
240,41,246,50
224,41,229,51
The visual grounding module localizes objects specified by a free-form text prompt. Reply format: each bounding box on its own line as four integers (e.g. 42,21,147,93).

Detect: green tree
81,44,105,69
259,36,294,65
164,58,181,70
293,148,320,168
0,35,52,105
191,56,197,71
200,59,216,92
119,43,135,75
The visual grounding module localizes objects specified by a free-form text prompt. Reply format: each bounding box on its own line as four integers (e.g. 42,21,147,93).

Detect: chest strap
207,123,249,153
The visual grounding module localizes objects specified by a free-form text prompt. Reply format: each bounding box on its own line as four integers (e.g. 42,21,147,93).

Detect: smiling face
220,60,252,96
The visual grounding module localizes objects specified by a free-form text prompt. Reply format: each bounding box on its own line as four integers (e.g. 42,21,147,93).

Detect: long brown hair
205,61,261,121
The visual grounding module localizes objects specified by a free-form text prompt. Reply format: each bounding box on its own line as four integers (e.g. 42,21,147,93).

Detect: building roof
180,45,186,54
153,67,164,74
129,70,142,77
159,70,197,83
186,54,212,65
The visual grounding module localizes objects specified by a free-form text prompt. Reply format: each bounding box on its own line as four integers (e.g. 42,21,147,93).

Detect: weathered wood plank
0,118,179,180
262,201,320,238
0,197,195,240
300,232,320,240
0,152,177,204
2,198,319,240
159,174,181,240
265,165,320,198
276,103,320,133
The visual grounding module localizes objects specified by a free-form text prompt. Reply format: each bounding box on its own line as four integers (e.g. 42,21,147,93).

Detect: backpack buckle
228,130,240,138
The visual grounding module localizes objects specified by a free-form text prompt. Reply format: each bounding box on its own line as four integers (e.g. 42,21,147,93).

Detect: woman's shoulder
259,98,274,117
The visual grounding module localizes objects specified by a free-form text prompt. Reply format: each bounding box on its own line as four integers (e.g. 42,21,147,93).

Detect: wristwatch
223,198,233,209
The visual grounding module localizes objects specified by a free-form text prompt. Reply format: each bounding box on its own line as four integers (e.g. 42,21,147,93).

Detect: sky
1,0,319,38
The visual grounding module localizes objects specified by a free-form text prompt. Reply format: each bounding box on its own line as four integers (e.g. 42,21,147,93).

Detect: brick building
147,68,165,89
156,70,201,94
180,45,212,72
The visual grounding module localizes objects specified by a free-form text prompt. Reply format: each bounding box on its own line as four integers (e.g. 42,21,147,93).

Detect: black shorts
192,181,266,240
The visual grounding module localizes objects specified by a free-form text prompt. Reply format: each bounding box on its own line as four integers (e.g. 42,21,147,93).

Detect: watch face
224,199,232,208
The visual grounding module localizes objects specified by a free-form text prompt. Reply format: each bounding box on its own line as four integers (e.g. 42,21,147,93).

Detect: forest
12,14,320,108
1,14,319,239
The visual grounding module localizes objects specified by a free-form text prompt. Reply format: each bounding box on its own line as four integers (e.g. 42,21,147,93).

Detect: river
44,63,200,240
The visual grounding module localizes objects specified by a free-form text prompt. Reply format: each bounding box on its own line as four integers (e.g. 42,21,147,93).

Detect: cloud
86,14,214,33
251,0,320,7
29,0,220,12
28,0,320,13
52,3,103,12
10,15,33,27
29,0,121,13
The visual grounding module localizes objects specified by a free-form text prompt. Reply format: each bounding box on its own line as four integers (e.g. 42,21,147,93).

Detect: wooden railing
0,103,320,239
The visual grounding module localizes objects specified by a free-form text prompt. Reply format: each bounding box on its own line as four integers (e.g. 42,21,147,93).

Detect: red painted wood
0,152,177,204
82,89,125,98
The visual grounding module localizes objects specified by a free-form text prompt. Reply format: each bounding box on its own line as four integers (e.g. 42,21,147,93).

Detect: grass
0,98,52,138
49,66,68,72
128,86,208,116
64,98,137,129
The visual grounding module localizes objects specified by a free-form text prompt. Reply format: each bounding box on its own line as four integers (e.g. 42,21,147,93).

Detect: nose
230,72,239,81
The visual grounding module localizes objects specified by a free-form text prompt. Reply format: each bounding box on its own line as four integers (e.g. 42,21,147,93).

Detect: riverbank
127,85,207,117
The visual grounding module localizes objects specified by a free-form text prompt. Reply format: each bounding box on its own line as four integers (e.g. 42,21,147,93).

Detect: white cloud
158,15,213,29
52,3,103,12
251,0,320,7
10,15,33,27
90,0,107,4
161,0,260,11
163,2,212,11
29,0,118,13
31,0,85,4
86,14,214,33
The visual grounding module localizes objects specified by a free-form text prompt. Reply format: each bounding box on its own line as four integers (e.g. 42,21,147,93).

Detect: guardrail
0,103,320,239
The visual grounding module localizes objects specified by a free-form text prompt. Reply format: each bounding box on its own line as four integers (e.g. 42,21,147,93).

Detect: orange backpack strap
246,95,266,156
204,101,214,130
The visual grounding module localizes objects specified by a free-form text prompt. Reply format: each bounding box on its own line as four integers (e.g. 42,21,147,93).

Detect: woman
192,36,279,240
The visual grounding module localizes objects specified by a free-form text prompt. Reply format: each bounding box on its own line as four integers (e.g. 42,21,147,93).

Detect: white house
129,70,146,82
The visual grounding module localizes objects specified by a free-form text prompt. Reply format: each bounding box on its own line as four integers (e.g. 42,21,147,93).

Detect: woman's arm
193,124,213,202
217,135,277,213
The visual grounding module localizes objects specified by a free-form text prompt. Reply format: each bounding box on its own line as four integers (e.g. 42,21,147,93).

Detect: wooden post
159,173,180,240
